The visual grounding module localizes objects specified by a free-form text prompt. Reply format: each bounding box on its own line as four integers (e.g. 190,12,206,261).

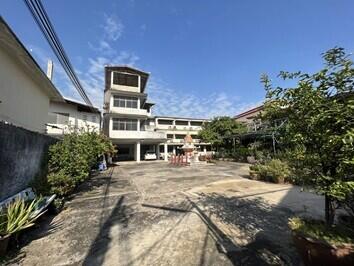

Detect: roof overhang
0,17,64,102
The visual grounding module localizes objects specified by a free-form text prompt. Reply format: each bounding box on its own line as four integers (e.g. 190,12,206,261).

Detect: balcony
108,107,150,117
109,130,166,140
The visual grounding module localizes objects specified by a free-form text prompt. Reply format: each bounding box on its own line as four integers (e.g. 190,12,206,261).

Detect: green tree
262,47,354,225
198,116,246,150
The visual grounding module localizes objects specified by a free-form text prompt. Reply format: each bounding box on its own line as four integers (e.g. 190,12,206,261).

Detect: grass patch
289,217,354,246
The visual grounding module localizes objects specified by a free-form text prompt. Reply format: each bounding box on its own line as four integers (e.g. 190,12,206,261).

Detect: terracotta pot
292,232,354,266
0,234,10,257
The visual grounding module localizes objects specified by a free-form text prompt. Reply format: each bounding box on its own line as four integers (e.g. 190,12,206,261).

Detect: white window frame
112,118,138,131
113,95,138,109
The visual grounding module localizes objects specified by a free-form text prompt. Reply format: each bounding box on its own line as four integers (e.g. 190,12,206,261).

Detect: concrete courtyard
8,161,323,266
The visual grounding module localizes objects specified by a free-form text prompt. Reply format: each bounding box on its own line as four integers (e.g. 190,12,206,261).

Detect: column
137,97,141,109
135,141,141,162
156,144,161,160
164,143,168,161
203,146,207,154
172,146,176,155
137,119,140,131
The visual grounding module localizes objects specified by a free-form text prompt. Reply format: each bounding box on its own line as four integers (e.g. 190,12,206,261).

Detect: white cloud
102,14,124,41
28,14,260,117
148,78,262,119
79,51,140,107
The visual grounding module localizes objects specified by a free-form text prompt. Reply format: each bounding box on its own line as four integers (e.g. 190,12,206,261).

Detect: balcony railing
108,107,150,117
109,130,166,140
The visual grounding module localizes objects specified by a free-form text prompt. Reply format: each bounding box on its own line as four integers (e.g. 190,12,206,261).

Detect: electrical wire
23,0,93,107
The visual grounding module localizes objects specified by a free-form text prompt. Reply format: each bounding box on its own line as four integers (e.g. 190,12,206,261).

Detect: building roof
0,16,64,102
104,65,150,93
234,105,264,119
63,98,101,114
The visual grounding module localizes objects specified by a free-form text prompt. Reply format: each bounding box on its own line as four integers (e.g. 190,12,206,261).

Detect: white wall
111,84,140,93
108,117,165,139
0,48,51,133
47,101,100,135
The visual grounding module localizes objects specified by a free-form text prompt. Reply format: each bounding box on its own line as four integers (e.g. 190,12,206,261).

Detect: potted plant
289,217,354,266
0,198,43,257
0,212,10,257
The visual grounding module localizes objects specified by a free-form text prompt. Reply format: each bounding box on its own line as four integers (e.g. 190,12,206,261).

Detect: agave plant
2,197,44,236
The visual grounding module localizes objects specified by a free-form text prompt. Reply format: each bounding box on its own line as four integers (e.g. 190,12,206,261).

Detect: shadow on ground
196,190,302,265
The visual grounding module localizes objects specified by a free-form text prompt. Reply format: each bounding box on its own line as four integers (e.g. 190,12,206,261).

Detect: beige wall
0,48,50,133
47,101,100,135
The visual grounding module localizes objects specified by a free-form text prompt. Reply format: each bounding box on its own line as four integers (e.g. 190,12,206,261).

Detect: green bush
249,159,290,183
45,131,115,198
231,147,250,162
47,171,76,197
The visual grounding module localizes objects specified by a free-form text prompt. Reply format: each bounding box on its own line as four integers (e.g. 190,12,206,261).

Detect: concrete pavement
8,161,324,266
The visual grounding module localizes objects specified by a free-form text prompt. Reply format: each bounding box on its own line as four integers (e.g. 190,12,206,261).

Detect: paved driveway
9,161,323,266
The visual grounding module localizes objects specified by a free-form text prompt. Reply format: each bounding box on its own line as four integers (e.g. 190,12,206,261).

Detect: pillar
137,119,140,131
156,144,161,160
203,146,207,154
135,141,141,162
172,146,176,155
164,143,168,161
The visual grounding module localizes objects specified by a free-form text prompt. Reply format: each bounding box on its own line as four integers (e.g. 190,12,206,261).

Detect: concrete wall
0,122,57,201
47,101,100,135
0,48,50,133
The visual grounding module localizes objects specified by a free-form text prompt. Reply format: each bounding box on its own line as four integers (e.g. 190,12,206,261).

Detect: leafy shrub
47,171,76,197
46,131,115,198
249,159,290,183
231,147,250,162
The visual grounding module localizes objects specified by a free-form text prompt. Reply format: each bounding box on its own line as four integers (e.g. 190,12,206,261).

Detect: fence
0,122,57,201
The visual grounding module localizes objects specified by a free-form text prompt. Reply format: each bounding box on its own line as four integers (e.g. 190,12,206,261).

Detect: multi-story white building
103,66,211,162
103,66,166,162
154,116,211,155
47,99,101,136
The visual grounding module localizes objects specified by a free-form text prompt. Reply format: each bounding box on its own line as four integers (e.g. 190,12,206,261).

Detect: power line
23,0,93,107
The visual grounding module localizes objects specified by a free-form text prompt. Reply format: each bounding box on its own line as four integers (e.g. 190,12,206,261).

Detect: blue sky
1,0,354,118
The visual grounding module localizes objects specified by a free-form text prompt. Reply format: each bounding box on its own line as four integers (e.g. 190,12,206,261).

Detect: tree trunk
325,194,335,226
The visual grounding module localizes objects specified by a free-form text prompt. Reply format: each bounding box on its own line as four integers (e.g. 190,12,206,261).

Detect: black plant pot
0,235,10,257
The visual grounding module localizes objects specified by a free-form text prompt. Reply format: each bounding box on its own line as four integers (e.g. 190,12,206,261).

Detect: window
167,134,174,139
191,121,203,126
175,120,188,125
112,118,138,131
112,72,139,87
83,114,87,122
113,96,138,108
92,116,96,123
175,134,185,139
158,119,173,125
48,112,69,125
57,113,69,125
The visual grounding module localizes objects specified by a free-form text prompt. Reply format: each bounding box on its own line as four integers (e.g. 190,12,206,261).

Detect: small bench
0,188,56,218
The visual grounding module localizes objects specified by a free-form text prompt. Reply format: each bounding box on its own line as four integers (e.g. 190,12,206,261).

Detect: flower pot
0,234,10,257
246,156,256,164
292,232,354,266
